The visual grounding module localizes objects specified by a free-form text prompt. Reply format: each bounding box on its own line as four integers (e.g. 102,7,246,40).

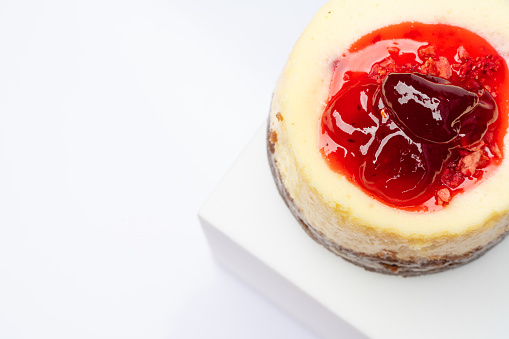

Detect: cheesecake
267,0,509,276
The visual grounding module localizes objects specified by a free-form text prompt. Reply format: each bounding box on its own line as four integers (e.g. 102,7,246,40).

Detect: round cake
267,0,509,276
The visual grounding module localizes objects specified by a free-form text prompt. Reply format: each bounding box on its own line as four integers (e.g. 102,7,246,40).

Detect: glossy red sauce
319,23,509,211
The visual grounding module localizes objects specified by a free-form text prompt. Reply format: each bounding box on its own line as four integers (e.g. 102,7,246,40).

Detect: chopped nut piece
457,46,470,60
437,57,452,79
368,64,381,82
418,55,451,78
484,131,494,143
477,151,490,169
442,168,465,188
420,57,438,76
368,57,397,83
489,142,502,158
418,45,436,59
436,188,451,205
379,57,395,68
458,149,483,176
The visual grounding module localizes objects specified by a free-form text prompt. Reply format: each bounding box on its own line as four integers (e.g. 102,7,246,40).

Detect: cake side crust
267,122,509,276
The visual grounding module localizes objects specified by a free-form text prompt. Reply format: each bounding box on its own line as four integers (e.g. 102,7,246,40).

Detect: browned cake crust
267,121,509,276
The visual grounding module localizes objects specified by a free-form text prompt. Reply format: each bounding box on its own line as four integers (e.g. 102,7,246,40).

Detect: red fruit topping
382,73,480,144
319,23,508,211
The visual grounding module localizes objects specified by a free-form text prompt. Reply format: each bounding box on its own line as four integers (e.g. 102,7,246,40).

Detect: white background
0,0,326,338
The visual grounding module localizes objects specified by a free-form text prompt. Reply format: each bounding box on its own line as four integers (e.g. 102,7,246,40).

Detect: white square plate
199,123,509,339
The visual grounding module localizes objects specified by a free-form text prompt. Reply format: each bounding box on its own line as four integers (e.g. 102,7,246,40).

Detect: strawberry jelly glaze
319,23,509,212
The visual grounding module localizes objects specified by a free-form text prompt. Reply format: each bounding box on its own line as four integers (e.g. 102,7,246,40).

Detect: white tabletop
0,0,325,338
